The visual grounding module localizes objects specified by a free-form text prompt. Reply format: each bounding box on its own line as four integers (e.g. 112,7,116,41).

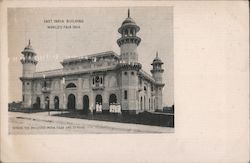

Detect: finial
28,39,31,46
128,8,130,18
156,51,158,58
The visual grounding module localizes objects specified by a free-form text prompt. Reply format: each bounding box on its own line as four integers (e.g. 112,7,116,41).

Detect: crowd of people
109,103,121,114
95,103,102,113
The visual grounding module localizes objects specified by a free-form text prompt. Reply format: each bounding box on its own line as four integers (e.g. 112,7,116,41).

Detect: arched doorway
95,94,102,105
109,94,117,104
83,95,89,114
36,97,41,109
95,94,102,111
67,94,75,110
54,96,59,110
45,96,50,109
109,94,117,113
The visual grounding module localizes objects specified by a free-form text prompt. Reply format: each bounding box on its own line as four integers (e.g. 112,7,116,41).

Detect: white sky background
8,7,174,106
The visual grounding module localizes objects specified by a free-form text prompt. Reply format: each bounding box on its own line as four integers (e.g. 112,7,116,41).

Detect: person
114,104,117,114
96,103,99,113
109,103,112,113
111,104,114,113
99,103,102,113
90,104,93,115
117,104,121,114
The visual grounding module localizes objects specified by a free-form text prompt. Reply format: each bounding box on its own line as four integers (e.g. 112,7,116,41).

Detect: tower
151,52,165,111
117,9,141,63
21,40,38,77
117,9,142,114
20,40,38,108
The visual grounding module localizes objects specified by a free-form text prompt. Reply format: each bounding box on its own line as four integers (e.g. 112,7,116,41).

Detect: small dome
22,40,36,55
153,57,162,62
122,17,136,25
118,9,140,34
152,52,163,65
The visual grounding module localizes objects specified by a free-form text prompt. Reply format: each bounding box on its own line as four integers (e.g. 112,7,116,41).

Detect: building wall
23,61,163,113
120,43,138,62
22,63,36,78
23,66,162,113
22,80,33,108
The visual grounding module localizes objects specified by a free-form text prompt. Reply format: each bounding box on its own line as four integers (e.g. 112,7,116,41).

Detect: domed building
20,9,165,114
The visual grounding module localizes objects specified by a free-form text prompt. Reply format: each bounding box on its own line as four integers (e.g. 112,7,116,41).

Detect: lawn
53,111,174,127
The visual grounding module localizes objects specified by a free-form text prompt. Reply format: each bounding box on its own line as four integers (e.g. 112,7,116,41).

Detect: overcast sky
8,7,173,106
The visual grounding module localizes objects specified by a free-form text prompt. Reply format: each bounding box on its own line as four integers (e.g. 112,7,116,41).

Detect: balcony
92,83,105,90
41,87,51,93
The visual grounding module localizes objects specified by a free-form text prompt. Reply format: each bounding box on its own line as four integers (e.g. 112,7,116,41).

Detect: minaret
151,52,165,111
117,9,141,63
21,40,38,77
117,9,142,114
20,40,38,109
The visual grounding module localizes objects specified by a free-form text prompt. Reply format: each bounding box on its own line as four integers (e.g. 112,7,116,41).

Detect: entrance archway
83,95,89,114
54,96,59,109
36,97,41,109
45,96,50,109
95,94,102,104
109,94,117,104
67,94,76,110
95,94,102,111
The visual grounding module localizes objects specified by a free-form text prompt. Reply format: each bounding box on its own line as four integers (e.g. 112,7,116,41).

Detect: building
20,9,165,114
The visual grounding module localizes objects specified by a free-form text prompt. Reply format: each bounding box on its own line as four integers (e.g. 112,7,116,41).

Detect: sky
8,7,173,106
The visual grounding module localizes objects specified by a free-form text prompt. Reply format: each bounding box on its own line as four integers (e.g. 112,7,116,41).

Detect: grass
9,108,49,113
53,110,174,127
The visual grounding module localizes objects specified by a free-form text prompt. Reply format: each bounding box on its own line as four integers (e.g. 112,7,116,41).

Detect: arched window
45,96,50,109
83,95,89,114
109,94,117,104
95,94,103,105
154,98,156,110
67,94,75,110
149,98,151,110
140,96,143,110
125,29,128,36
66,83,76,88
54,96,59,109
144,96,146,110
36,97,41,109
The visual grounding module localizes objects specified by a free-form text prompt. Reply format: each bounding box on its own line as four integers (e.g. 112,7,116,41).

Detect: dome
21,40,36,55
118,9,140,34
152,52,163,65
122,17,136,26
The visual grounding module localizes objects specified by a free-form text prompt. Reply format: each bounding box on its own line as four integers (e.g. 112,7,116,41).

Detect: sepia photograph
8,7,174,134
1,1,248,163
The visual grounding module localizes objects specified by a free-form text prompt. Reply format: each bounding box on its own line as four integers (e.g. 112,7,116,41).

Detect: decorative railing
92,83,104,90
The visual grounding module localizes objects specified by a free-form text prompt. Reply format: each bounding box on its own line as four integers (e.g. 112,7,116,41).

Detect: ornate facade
20,10,165,114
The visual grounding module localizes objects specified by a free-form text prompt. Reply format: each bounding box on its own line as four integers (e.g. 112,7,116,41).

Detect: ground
8,111,174,134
